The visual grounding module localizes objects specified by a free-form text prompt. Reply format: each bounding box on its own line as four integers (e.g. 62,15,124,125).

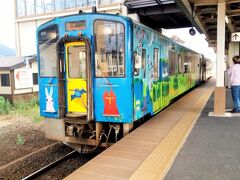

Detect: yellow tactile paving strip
65,81,214,180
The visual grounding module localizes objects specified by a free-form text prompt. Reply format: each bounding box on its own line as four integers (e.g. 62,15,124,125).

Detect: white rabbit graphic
45,87,56,113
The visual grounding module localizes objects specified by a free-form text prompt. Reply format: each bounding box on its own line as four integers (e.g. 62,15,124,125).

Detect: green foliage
16,133,25,145
12,98,43,124
0,96,42,124
13,98,39,117
0,96,12,115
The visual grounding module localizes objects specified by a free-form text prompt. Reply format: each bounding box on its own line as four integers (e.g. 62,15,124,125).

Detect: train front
37,13,133,150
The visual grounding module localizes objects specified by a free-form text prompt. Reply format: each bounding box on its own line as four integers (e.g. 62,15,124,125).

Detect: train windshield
38,25,58,77
94,20,125,77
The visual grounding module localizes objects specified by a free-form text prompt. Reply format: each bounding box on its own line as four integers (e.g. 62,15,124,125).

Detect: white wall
13,61,39,94
14,65,32,94
15,4,122,56
36,19,52,27
19,21,37,56
16,18,54,56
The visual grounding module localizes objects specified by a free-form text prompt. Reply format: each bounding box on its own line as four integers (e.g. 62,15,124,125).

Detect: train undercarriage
45,117,134,153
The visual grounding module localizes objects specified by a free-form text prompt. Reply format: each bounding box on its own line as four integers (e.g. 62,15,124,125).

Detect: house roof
0,55,36,70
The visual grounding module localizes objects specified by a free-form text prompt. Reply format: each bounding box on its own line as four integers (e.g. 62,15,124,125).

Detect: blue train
37,11,209,151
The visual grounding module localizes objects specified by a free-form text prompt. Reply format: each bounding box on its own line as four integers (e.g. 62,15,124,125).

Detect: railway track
21,150,78,180
0,142,102,180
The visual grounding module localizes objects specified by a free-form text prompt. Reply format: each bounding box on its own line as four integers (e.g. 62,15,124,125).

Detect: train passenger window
191,57,196,73
134,51,139,76
184,56,189,73
169,51,177,76
38,25,58,77
94,20,125,77
178,54,184,73
142,49,146,78
188,56,193,73
153,48,159,80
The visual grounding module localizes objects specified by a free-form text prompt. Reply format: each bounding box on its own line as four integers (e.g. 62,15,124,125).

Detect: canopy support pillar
214,1,226,115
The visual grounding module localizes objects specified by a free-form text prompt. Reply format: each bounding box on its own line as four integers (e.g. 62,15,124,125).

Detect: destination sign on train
231,32,240,42
65,21,86,31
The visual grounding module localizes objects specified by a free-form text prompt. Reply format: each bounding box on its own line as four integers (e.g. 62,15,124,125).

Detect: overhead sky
0,1,15,49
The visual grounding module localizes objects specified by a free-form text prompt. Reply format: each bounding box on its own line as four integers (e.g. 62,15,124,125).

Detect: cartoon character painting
103,89,119,116
45,87,56,113
71,88,86,101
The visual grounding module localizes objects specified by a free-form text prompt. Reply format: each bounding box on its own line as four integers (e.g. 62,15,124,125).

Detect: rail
21,150,78,180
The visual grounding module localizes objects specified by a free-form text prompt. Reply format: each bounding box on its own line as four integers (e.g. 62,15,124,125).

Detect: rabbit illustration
45,87,56,113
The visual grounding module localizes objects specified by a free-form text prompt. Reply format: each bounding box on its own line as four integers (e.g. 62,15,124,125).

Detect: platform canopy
191,0,240,48
124,0,240,49
124,0,199,30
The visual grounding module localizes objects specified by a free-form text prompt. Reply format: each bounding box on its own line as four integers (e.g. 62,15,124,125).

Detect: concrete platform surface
166,88,240,180
65,80,214,180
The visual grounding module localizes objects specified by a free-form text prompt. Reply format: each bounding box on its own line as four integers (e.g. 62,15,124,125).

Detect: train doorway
65,42,88,117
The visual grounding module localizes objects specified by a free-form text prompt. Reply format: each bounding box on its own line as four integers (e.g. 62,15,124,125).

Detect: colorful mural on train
37,13,208,149
132,22,202,119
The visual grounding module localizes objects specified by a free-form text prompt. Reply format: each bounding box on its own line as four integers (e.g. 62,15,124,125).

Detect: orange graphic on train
103,89,119,116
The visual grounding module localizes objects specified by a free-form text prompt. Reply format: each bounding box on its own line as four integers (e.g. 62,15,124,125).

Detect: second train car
37,12,209,151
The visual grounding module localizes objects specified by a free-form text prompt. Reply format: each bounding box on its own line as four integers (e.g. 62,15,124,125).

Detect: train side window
142,49,146,78
134,51,139,76
38,25,58,77
94,20,125,77
153,48,159,80
169,50,177,76
191,56,196,73
188,56,193,73
178,54,184,73
184,55,189,73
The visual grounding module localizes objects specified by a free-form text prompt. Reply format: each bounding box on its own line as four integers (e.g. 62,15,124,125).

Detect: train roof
37,12,131,31
37,12,202,56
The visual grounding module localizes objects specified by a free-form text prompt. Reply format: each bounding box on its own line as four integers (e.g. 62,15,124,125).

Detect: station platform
65,79,237,180
166,85,240,179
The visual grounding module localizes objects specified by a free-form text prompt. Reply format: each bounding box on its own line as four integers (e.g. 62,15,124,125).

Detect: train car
37,11,207,152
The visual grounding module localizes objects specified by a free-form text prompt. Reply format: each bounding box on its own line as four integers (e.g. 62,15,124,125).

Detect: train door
65,42,88,116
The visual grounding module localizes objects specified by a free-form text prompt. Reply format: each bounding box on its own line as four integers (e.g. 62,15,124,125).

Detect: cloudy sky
0,1,15,48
